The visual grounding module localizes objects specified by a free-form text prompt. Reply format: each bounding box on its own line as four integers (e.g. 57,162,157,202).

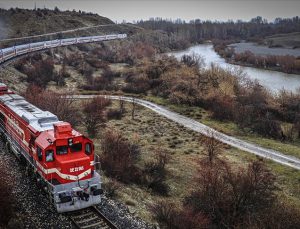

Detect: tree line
137,16,300,42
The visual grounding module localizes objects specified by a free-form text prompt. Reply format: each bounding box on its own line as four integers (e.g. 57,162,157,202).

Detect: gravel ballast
0,140,155,228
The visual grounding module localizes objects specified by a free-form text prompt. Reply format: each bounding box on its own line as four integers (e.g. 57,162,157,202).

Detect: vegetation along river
169,44,300,93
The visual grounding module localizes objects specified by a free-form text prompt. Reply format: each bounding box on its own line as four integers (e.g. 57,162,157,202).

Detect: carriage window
56,146,68,155
70,143,82,153
85,143,92,155
46,150,54,162
37,146,43,161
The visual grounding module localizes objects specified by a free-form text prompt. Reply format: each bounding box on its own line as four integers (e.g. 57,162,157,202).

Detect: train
0,33,127,64
0,83,103,212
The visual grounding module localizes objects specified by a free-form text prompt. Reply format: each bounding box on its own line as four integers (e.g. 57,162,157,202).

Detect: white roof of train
0,93,61,132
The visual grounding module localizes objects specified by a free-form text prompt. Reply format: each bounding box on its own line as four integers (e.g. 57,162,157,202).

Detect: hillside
0,8,143,48
1,7,300,229
0,8,113,39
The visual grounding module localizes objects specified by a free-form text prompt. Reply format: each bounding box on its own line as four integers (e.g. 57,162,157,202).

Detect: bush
209,94,234,121
185,160,277,228
143,148,170,195
252,114,282,138
149,201,210,229
122,74,151,94
24,58,55,87
82,97,111,137
107,109,123,120
101,129,142,184
103,180,120,198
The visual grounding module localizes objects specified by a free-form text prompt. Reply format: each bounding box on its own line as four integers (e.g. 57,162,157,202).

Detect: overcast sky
0,0,299,23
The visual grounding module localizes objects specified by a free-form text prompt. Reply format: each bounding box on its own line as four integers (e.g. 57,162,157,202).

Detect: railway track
69,206,118,229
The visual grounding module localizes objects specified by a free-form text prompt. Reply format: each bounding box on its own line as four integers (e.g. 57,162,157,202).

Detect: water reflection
169,44,300,93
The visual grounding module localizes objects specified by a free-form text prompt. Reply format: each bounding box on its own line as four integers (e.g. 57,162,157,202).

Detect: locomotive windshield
70,143,82,153
56,146,68,155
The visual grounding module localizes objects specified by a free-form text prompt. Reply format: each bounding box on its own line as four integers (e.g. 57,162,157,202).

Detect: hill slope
0,8,114,39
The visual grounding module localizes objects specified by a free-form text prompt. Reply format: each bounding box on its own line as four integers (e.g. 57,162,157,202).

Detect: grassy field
145,95,300,159
75,100,300,225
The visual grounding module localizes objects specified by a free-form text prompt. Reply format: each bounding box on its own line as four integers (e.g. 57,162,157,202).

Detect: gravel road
72,95,300,170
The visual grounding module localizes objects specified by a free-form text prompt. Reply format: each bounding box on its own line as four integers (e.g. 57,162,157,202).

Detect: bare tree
201,130,222,165
144,147,170,195
119,99,125,114
100,129,141,183
82,97,111,138
131,97,136,120
24,85,81,127
186,159,277,228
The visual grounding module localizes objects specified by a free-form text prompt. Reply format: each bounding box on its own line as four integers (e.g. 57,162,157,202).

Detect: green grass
145,95,300,159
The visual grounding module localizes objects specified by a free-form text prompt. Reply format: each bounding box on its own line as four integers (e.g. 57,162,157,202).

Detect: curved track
73,95,300,170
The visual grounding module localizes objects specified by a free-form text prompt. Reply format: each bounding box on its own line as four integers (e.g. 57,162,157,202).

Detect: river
168,44,300,93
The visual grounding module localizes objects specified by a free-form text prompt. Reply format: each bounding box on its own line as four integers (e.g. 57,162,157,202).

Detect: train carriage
0,34,127,64
16,44,30,55
77,37,93,43
2,47,16,61
0,83,102,212
0,50,3,63
61,38,76,46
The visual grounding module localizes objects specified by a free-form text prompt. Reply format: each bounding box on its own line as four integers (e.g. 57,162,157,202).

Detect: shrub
122,74,151,94
82,97,111,138
251,114,282,139
185,159,277,228
149,201,177,228
101,129,142,184
23,58,55,87
149,201,210,229
103,180,120,198
143,148,170,195
209,94,234,121
107,109,123,120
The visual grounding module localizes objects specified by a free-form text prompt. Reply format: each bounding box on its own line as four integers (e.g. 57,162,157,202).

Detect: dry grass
75,100,300,224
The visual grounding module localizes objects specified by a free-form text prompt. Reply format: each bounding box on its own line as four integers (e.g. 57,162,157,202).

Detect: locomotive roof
0,93,61,132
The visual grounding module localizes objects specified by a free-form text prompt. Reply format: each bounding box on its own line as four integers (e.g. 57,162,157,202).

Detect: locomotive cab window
56,146,68,155
37,146,43,161
70,143,82,153
85,143,92,155
46,150,54,162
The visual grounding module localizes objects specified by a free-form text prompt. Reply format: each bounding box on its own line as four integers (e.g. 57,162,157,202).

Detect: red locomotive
0,83,102,212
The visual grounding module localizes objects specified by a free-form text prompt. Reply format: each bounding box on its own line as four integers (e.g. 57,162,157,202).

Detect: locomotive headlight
68,138,73,146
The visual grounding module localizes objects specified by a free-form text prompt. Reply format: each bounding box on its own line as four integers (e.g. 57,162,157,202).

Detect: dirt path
73,95,300,170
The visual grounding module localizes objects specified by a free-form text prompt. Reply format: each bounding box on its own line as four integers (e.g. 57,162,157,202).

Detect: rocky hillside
0,8,142,48
0,8,113,39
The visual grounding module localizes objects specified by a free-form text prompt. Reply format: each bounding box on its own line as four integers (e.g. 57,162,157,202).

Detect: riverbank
226,58,300,75
169,44,300,92
213,41,300,75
